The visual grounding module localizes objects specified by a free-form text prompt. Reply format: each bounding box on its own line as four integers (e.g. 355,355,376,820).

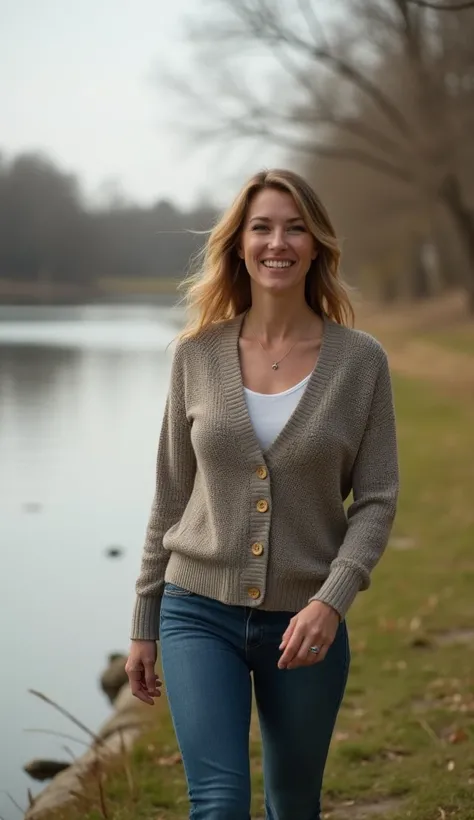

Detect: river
0,303,182,819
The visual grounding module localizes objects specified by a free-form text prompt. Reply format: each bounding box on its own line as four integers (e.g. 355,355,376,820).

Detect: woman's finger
307,642,330,666
279,617,296,649
128,669,155,705
286,634,322,669
278,628,304,669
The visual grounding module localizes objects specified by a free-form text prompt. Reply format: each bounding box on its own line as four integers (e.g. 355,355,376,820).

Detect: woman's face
238,187,317,295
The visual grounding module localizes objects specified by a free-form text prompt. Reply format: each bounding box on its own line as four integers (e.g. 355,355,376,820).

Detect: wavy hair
178,168,354,338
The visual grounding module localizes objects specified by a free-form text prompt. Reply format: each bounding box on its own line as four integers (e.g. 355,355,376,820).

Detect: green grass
46,372,474,820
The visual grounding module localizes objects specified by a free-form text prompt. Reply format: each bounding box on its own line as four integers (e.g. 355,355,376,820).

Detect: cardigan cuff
308,563,364,620
130,594,162,641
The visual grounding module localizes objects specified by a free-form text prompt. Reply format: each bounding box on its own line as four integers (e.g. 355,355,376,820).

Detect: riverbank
24,295,474,820
24,658,156,819
0,277,180,306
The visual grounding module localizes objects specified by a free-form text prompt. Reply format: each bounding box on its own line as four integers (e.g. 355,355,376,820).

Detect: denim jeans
160,583,350,820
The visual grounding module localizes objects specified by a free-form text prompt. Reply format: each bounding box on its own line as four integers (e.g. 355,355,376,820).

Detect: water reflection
0,305,178,819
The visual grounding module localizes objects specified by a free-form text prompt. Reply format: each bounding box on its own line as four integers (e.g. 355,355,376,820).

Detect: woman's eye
251,224,306,232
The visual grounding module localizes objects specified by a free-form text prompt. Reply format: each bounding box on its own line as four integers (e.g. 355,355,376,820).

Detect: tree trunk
410,238,432,300
439,175,474,312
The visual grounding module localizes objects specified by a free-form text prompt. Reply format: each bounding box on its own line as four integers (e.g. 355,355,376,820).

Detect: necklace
254,336,299,370
245,312,299,370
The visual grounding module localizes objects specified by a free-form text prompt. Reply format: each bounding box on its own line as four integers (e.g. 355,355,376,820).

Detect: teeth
262,260,293,268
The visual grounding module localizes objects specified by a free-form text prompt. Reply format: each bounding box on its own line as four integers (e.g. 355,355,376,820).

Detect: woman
126,168,399,820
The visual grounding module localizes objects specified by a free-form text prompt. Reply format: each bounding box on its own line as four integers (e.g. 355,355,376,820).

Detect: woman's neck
243,293,321,344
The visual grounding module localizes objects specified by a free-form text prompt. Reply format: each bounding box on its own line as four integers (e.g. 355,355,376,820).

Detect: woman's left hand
278,601,340,670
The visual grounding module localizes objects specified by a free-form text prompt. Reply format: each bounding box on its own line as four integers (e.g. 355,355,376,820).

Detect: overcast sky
1,0,285,209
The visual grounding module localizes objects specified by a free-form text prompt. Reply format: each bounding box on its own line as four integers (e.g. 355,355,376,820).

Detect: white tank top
244,374,311,451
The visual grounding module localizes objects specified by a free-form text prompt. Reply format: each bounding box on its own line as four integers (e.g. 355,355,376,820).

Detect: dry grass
358,291,474,397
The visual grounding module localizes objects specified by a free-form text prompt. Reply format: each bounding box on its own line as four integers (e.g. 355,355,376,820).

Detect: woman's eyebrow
249,216,304,223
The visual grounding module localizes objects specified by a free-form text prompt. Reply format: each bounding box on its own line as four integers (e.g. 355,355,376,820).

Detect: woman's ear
311,245,319,261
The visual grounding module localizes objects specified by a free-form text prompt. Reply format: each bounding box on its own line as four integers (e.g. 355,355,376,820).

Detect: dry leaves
380,747,409,762
447,728,469,744
409,616,422,632
382,660,407,671
157,752,182,766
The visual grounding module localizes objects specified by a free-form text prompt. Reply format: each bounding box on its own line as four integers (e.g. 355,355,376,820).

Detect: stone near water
100,653,128,704
24,759,71,782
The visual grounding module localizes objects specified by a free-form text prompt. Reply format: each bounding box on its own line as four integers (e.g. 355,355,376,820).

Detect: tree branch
223,117,416,186
255,33,408,160
407,0,474,9
228,4,415,142
264,105,408,158
308,46,414,139
296,0,330,48
192,1,416,146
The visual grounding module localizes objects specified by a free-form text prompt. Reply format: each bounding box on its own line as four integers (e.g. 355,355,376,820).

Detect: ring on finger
309,645,322,655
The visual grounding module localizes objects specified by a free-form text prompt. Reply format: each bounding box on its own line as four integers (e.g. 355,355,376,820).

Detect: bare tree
174,0,474,309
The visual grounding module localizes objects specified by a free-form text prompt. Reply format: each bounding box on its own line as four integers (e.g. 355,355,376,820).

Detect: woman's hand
125,640,162,705
278,601,340,670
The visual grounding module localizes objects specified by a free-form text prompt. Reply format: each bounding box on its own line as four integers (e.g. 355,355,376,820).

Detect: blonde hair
179,168,354,338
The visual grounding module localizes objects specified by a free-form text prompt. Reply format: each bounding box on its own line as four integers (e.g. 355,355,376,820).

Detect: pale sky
0,0,285,209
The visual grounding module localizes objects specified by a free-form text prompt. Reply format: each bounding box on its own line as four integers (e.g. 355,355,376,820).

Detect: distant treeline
0,152,217,288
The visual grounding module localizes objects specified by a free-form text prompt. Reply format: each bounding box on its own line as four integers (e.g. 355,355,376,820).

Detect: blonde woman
126,169,399,820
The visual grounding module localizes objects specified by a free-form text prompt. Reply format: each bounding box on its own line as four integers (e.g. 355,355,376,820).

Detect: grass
42,320,474,820
417,328,474,357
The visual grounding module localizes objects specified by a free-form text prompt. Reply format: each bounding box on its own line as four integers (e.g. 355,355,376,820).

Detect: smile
261,260,295,269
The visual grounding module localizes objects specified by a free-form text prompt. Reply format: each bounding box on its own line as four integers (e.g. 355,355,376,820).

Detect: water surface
0,304,180,818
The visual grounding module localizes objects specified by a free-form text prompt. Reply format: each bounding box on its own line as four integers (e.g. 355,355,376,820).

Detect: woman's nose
268,229,287,249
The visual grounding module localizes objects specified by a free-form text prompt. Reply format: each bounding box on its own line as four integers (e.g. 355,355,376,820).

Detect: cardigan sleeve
130,340,196,640
309,350,399,619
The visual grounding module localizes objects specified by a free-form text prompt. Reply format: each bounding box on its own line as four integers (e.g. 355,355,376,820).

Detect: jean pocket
163,582,194,597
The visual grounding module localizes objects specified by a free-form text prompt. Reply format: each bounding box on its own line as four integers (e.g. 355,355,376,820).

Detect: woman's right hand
125,640,162,706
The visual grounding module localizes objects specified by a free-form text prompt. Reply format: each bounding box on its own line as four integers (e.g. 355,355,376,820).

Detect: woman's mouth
261,259,295,269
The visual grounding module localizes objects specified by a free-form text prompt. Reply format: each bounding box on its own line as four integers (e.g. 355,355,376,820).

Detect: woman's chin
256,278,301,295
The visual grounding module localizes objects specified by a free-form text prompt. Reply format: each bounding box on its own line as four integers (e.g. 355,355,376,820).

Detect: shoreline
24,658,154,819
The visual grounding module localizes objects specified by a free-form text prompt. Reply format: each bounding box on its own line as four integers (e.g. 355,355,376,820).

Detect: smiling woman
126,168,399,820
240,189,318,298
179,167,354,337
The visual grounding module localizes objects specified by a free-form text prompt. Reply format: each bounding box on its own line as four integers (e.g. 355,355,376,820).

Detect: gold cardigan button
251,542,264,556
256,466,268,480
247,587,260,599
256,499,269,513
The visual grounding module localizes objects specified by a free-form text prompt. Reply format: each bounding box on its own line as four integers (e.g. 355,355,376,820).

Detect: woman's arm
131,340,196,640
309,349,399,619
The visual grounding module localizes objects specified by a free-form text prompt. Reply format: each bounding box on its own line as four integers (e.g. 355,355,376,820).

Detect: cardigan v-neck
219,312,344,462
131,313,399,641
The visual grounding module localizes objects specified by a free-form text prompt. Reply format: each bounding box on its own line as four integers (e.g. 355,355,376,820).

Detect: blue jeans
160,583,350,820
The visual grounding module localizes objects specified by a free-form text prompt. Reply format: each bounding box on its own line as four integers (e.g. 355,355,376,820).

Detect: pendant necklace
257,337,298,370
245,313,299,370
